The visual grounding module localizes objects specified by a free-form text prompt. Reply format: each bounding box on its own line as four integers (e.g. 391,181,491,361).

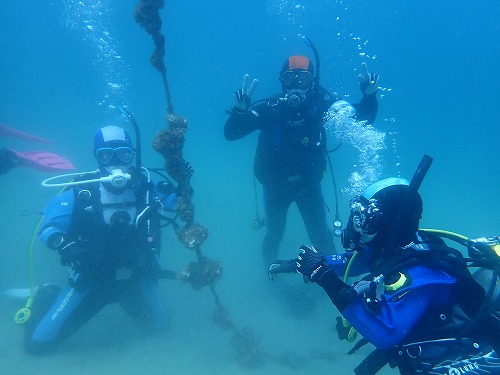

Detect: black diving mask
281,70,314,90
347,196,382,244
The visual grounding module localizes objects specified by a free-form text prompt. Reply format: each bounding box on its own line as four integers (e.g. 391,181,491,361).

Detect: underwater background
1,0,499,374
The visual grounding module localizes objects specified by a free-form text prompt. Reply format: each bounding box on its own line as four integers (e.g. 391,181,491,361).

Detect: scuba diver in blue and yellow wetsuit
269,157,500,374
224,46,379,265
24,125,190,354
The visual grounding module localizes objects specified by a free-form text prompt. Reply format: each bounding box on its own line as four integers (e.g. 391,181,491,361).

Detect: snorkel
300,34,321,94
119,106,142,171
409,154,433,191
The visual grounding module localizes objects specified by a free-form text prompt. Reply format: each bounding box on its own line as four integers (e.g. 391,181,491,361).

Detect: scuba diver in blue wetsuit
224,46,379,265
269,157,500,374
24,125,190,354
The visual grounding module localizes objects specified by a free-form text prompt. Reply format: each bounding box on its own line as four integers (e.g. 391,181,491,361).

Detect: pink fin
10,149,76,171
0,123,53,144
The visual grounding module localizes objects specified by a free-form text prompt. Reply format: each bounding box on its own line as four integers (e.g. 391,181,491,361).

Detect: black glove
268,259,297,280
180,159,194,180
176,159,194,197
297,245,357,311
58,241,88,269
0,148,18,175
358,62,379,96
336,316,350,341
233,74,258,113
296,245,332,283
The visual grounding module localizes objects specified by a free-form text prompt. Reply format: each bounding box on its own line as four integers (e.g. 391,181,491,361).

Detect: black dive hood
383,154,433,252
341,155,433,251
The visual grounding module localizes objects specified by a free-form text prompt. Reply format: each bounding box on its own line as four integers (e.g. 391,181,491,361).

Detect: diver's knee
24,335,57,355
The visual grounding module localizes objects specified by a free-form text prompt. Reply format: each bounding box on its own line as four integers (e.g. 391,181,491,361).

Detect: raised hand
233,74,258,112
358,62,379,96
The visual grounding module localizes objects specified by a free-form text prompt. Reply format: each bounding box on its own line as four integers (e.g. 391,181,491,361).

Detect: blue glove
296,245,332,283
233,74,258,113
268,259,297,280
358,62,379,96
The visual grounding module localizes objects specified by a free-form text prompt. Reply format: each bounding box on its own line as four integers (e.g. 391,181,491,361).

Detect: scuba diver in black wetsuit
24,125,189,354
224,49,379,265
269,156,500,374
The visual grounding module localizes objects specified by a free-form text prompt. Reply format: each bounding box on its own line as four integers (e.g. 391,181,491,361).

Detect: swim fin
4,288,33,301
9,149,75,171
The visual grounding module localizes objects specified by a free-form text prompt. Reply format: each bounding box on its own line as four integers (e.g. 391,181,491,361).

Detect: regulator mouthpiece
101,169,131,188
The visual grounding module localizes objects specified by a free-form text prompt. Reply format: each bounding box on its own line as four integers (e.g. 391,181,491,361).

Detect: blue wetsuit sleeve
326,253,352,275
325,248,373,277
341,266,456,349
38,190,74,246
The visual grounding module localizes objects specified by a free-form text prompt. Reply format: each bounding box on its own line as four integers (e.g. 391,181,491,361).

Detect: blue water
1,1,499,374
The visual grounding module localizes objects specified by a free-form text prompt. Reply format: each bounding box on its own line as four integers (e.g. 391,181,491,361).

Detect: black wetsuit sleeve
352,93,378,124
317,268,358,311
224,108,263,141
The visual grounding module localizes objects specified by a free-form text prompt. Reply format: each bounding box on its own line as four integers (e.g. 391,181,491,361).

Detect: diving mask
281,70,314,90
95,146,135,165
349,196,382,244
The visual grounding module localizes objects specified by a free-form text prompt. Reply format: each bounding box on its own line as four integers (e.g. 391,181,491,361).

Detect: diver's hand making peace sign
358,62,379,96
233,74,259,112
